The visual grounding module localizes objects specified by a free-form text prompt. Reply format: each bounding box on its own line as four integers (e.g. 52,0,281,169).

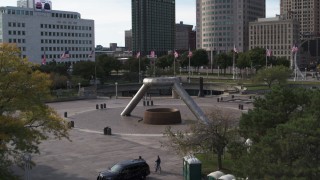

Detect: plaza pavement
15,95,251,180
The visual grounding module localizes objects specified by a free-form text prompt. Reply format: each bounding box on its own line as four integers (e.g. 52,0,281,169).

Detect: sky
0,0,280,47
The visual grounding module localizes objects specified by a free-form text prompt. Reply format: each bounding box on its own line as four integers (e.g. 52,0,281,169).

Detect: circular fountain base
143,108,182,125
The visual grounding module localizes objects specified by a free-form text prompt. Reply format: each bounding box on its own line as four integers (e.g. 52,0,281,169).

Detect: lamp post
305,68,307,80
78,83,81,96
115,82,118,99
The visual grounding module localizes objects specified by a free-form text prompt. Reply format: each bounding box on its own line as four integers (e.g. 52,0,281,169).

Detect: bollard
239,104,241,110
143,100,146,106
146,100,149,106
217,98,220,102
241,104,244,110
232,95,234,99
64,112,67,118
151,100,153,106
103,127,109,135
107,127,112,135
100,104,103,109
249,96,252,99
221,97,223,101
96,104,99,109
104,103,106,109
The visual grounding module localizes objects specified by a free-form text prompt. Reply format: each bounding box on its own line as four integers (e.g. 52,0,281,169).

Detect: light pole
305,68,307,80
78,83,81,96
115,82,118,99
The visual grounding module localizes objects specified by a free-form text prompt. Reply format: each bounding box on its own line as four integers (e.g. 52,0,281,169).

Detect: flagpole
266,49,268,67
139,52,141,83
188,49,191,83
233,51,235,80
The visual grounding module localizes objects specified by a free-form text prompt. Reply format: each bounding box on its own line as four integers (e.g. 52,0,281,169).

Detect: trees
191,49,209,71
215,53,233,75
0,44,69,179
253,66,292,88
248,47,267,70
231,87,320,179
162,108,237,170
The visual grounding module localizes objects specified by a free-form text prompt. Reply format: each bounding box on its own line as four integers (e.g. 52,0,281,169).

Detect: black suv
97,159,150,180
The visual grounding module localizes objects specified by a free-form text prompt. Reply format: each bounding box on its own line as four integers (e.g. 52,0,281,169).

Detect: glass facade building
132,0,175,56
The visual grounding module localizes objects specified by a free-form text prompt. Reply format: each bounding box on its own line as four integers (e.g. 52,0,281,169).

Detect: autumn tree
162,108,237,170
0,44,69,179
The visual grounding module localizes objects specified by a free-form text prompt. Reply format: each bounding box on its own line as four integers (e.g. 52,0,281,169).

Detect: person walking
155,155,161,173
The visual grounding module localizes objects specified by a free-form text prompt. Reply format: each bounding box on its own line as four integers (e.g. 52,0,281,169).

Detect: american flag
136,52,140,58
266,49,272,57
61,50,70,59
233,45,238,53
188,50,192,58
150,51,155,58
291,45,298,53
88,50,94,58
41,51,46,65
174,51,179,58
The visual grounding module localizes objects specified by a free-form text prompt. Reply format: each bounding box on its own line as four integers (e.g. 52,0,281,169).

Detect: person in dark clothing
155,155,161,172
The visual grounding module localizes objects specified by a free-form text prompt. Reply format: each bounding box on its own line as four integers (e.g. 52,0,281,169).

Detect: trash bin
64,112,67,118
104,103,106,109
70,121,74,128
217,98,220,102
96,104,99,109
207,171,224,180
100,104,104,109
183,155,201,180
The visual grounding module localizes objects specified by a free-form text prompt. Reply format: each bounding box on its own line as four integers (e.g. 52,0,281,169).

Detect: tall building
0,1,94,64
125,29,132,51
249,16,300,61
196,0,265,53
132,0,175,56
175,21,196,51
280,0,320,38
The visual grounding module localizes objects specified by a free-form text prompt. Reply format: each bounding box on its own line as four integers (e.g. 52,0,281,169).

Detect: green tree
216,53,232,75
72,61,95,80
231,87,320,179
191,49,209,71
253,66,292,88
0,44,69,179
162,108,237,170
248,47,267,71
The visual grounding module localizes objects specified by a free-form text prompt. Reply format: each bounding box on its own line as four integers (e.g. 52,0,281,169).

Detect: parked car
97,159,150,180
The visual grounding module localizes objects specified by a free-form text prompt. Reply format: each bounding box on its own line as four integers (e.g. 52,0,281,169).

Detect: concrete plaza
16,95,250,179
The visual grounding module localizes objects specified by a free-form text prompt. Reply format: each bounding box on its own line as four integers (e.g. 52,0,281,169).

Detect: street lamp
78,83,81,96
115,82,118,99
305,68,307,80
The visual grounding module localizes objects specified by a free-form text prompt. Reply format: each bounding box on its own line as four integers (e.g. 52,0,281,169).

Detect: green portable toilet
183,155,202,180
207,171,224,180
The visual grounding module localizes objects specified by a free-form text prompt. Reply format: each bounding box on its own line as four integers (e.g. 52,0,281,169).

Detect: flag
291,45,298,53
174,51,179,58
61,50,70,59
136,52,140,58
266,49,272,57
188,50,193,58
88,50,94,58
41,51,46,65
150,50,155,58
233,45,238,53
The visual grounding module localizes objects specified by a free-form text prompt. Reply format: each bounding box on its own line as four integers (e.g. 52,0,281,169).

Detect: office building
132,0,175,57
125,30,132,51
0,0,94,64
249,16,300,61
175,21,196,51
196,0,265,53
280,0,320,39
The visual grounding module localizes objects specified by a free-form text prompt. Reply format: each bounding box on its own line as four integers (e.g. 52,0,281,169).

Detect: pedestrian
155,155,161,172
